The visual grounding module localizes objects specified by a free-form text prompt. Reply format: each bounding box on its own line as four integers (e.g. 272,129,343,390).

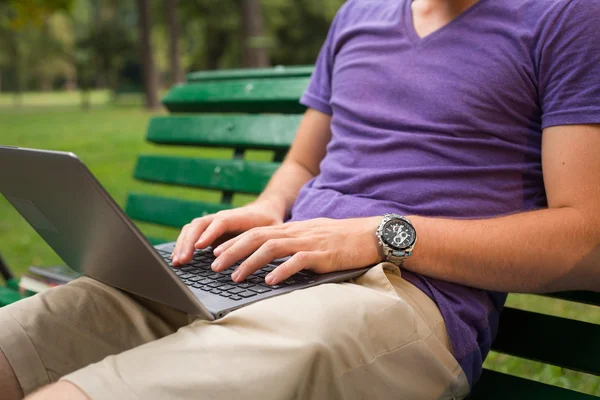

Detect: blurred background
0,0,599,395
0,0,342,109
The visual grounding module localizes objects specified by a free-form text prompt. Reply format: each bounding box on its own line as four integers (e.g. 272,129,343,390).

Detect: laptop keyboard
156,248,318,302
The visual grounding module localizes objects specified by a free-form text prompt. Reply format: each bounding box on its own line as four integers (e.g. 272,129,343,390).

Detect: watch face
382,219,416,250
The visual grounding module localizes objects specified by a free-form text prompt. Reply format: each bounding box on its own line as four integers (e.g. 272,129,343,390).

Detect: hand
171,201,284,266
210,216,384,285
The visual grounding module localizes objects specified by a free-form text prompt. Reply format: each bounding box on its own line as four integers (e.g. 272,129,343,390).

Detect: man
1,0,599,398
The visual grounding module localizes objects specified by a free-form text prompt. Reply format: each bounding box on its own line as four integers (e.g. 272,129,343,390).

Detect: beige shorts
0,263,469,400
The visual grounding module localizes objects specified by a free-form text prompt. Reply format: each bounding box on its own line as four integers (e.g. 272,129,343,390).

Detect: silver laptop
0,146,371,319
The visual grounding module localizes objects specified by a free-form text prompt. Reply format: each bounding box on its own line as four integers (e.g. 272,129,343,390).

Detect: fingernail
211,259,220,271
232,270,239,281
213,245,222,255
265,273,274,285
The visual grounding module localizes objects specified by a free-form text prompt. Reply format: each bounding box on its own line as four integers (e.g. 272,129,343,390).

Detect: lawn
0,93,599,396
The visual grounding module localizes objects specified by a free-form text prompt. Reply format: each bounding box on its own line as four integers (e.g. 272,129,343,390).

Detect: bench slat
491,307,600,375
162,78,309,113
147,115,300,150
134,155,279,194
544,291,600,307
187,66,313,82
126,194,230,228
471,370,597,400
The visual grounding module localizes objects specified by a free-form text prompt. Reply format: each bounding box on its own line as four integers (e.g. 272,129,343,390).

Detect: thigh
64,264,469,400
0,276,190,395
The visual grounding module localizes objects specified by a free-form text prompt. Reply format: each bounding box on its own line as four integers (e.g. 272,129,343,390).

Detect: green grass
0,90,112,108
0,92,599,396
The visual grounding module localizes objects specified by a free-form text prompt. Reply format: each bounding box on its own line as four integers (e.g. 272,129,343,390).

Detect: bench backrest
125,66,600,398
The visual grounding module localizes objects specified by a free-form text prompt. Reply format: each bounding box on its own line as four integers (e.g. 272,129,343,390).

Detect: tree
239,0,269,67
136,0,160,109
165,0,184,84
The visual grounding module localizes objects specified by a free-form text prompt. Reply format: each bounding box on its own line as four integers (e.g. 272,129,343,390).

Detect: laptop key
181,266,196,272
228,288,245,294
218,284,234,291
207,273,221,280
238,282,255,289
198,278,213,285
239,291,257,298
188,276,203,282
230,295,242,301
249,286,272,294
219,292,232,298
210,289,222,295
192,282,204,289
207,282,222,288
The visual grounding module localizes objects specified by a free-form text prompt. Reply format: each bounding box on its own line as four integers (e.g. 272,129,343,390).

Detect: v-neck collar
403,0,489,45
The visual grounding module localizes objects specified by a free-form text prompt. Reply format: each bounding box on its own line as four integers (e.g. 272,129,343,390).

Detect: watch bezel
379,217,417,251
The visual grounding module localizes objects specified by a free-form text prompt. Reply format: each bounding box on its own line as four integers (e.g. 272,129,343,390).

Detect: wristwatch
376,214,417,266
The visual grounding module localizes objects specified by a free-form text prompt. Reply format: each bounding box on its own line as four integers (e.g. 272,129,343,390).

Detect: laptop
0,146,371,319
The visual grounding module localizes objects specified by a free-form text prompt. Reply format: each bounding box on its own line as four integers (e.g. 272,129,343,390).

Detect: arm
211,125,600,292
404,124,600,293
255,108,332,218
172,108,331,265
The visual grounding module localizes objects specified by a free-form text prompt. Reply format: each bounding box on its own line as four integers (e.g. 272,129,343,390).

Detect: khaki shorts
0,264,469,400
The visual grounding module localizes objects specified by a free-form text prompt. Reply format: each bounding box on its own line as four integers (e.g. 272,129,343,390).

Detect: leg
0,276,190,397
62,264,469,400
0,348,23,400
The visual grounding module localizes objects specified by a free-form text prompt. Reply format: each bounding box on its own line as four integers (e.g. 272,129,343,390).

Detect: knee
25,381,90,400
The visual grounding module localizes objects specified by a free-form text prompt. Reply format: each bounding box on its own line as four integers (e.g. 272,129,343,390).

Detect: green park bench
125,65,600,399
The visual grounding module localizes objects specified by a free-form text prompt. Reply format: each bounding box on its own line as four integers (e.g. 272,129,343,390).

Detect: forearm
405,208,600,293
255,160,315,219
255,108,332,219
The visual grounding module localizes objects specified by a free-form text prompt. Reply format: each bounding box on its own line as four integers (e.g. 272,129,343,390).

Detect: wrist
365,216,386,265
252,195,288,220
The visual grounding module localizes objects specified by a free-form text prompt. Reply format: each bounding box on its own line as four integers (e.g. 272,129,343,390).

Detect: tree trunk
205,26,228,70
165,0,184,84
10,32,24,108
239,0,270,68
136,0,160,110
81,88,91,110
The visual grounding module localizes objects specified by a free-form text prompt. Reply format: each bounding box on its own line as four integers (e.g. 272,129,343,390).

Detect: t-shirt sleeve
300,8,345,115
538,0,600,129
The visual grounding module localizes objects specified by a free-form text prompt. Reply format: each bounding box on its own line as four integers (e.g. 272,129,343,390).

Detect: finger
171,224,190,266
194,215,233,250
177,217,213,264
213,223,286,256
212,228,276,272
231,239,305,282
265,251,326,285
212,230,248,256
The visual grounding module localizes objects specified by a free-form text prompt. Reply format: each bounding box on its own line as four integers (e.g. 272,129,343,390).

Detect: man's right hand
171,201,284,266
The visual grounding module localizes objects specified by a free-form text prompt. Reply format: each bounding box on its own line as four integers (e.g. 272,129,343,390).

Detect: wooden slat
471,370,597,400
161,78,309,113
125,193,230,228
187,65,313,82
147,115,300,150
544,291,600,307
134,156,279,194
491,307,600,375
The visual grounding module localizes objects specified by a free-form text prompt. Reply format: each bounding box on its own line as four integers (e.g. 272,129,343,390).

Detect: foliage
0,0,347,94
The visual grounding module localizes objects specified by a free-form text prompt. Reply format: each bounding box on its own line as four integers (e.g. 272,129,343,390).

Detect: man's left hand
211,217,383,285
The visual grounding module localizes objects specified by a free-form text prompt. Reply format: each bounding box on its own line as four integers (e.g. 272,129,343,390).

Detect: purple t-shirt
290,0,600,387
